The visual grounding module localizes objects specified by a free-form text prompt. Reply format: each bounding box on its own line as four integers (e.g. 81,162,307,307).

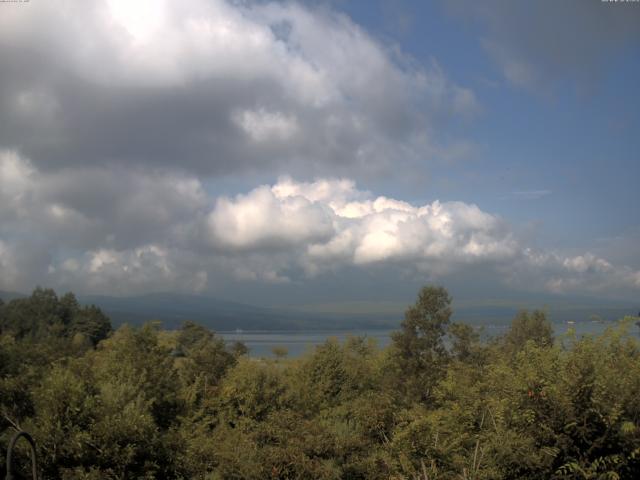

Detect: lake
220,320,640,358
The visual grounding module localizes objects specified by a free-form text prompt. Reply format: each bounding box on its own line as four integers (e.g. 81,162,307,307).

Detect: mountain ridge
2,290,636,331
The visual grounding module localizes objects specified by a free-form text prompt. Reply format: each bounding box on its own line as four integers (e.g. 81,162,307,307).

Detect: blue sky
0,0,638,307
339,0,640,249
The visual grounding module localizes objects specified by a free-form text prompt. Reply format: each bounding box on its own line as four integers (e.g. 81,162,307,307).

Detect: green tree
272,346,288,359
174,320,237,410
503,309,553,355
0,288,111,345
449,322,482,363
69,305,112,346
390,285,452,402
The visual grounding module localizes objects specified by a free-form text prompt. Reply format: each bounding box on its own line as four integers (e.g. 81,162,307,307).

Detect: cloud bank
0,1,637,302
1,150,638,299
0,0,475,178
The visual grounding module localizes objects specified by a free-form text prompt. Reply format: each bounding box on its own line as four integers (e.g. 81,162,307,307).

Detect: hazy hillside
3,289,635,332
0,290,26,302
6,282,635,332
79,292,399,331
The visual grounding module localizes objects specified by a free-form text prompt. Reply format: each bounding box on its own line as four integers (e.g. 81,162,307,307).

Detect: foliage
389,285,452,403
0,288,111,346
502,309,554,356
1,287,639,479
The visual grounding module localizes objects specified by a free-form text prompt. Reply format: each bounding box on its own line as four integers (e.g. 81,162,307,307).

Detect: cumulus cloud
0,0,636,301
0,240,19,291
0,150,207,253
2,150,638,299
507,250,640,299
208,185,335,250
207,176,519,275
54,245,209,295
0,0,476,178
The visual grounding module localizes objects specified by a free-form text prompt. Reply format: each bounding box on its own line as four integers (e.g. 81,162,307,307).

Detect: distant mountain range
1,290,637,332
0,290,26,302
78,292,375,331
0,290,397,331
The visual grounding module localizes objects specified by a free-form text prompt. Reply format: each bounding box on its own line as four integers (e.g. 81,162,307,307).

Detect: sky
0,0,639,307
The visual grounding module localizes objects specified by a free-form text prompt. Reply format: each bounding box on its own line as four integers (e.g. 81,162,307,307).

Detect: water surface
220,320,639,358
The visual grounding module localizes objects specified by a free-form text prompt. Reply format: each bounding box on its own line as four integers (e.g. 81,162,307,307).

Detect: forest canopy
1,286,639,479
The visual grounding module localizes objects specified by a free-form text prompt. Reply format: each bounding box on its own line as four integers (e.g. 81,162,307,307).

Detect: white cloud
207,184,335,250
504,249,640,298
0,150,35,213
207,178,521,277
201,179,640,297
0,150,207,250
232,108,299,142
562,254,612,274
1,150,639,299
0,240,18,290
68,245,208,294
0,0,477,177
